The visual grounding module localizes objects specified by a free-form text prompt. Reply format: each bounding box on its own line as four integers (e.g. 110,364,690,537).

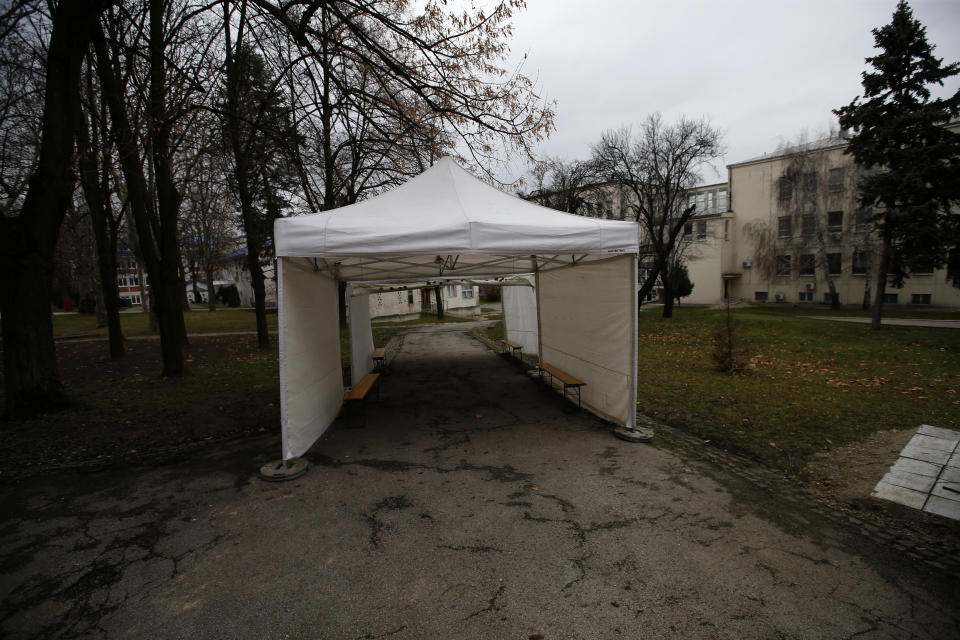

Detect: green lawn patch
636,307,960,471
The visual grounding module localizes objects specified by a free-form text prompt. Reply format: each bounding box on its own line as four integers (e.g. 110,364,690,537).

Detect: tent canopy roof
274,158,639,283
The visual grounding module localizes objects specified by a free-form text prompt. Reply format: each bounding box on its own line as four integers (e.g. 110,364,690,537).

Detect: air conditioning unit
774,292,786,302
742,259,753,268
806,282,816,291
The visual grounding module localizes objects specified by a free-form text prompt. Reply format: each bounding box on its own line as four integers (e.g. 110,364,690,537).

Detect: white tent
274,157,640,460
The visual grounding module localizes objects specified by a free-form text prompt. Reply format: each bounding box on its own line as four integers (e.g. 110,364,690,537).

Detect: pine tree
834,1,960,329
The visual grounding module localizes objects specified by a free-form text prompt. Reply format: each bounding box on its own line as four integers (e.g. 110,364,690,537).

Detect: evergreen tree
666,259,694,306
834,1,960,329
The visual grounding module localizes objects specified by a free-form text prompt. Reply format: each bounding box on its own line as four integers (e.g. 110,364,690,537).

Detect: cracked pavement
1,323,958,639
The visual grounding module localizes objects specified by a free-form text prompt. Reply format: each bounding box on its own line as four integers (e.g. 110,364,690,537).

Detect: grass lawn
636,306,960,471
52,308,279,338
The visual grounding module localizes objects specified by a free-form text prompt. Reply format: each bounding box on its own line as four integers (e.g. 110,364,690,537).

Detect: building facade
723,129,960,308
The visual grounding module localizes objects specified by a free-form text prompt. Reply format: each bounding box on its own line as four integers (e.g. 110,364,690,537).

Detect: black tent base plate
613,426,654,443
259,457,309,481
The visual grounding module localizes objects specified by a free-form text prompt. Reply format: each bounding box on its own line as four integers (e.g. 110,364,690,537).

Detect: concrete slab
889,457,943,478
918,424,960,440
911,433,960,451
877,470,936,494
873,425,960,521
898,443,951,466
923,495,960,520
871,480,928,510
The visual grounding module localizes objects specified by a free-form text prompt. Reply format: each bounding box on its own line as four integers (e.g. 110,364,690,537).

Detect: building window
799,254,816,276
755,291,769,302
883,293,898,304
683,222,693,237
723,220,729,241
828,168,845,192
827,253,842,275
132,295,141,305
827,211,843,233
802,172,818,192
911,293,932,305
778,216,792,237
445,285,457,297
779,177,793,201
801,215,815,236
131,276,139,287
718,189,728,213
855,209,872,232
776,254,791,276
696,220,707,241
407,291,414,305
461,285,474,299
852,250,869,275
798,291,812,302
910,258,934,275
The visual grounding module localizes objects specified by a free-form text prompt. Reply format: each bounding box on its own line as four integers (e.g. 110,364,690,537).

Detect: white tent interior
273,158,640,460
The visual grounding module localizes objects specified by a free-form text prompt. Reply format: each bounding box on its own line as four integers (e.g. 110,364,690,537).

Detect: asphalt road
1,324,957,639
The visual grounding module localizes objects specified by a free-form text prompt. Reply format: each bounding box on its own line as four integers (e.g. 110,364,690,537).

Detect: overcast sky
501,0,960,185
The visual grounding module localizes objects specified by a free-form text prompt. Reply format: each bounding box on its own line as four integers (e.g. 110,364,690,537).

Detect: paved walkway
803,315,960,328
1,325,958,639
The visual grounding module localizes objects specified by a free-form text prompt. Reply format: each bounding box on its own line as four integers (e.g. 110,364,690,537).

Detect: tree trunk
871,229,892,330
76,99,124,358
434,285,444,319
660,262,674,318
0,1,102,417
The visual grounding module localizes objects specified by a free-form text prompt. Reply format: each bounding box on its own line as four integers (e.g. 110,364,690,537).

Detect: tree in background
666,259,694,306
834,0,960,329
528,157,601,214
591,113,724,318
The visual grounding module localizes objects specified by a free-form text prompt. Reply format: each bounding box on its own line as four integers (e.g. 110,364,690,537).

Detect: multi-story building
116,249,148,306
545,124,959,309
722,126,960,308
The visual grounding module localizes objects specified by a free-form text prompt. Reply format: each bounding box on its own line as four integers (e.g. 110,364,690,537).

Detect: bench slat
501,339,523,349
538,363,585,387
372,348,386,359
345,372,380,400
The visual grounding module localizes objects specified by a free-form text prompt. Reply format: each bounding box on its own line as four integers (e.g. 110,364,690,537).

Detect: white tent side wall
502,283,539,354
349,290,375,385
537,254,636,428
278,258,344,459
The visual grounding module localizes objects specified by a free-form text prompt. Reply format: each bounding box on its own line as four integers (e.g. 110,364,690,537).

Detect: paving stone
871,481,928,510
917,424,960,441
912,433,960,451
922,495,960,521
899,442,952,466
889,457,943,478
878,470,936,493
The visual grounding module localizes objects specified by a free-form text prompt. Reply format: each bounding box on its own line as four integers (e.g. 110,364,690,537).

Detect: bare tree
528,157,602,215
591,113,724,318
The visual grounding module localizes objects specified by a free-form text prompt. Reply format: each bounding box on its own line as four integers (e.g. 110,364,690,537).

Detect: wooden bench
499,339,523,359
343,372,380,427
537,363,586,409
372,347,386,372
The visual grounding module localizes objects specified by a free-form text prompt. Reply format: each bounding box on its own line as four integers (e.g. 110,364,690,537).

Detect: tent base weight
259,458,308,481
613,426,654,443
